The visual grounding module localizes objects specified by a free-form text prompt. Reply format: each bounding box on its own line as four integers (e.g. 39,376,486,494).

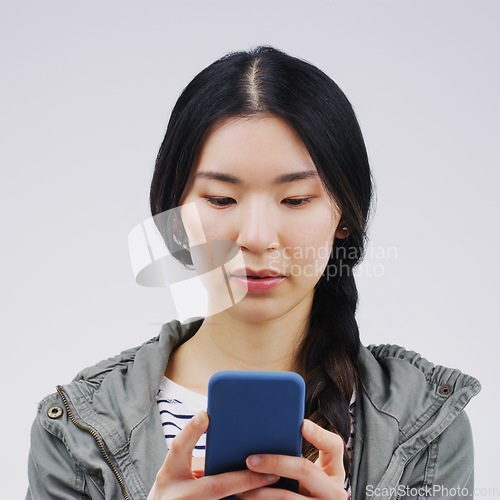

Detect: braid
297,248,361,478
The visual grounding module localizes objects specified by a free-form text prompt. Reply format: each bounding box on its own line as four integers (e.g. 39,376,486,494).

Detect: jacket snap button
438,385,452,396
47,405,63,419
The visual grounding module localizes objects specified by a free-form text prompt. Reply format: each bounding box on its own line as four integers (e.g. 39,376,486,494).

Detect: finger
191,469,279,500
191,456,205,479
160,411,209,480
246,453,346,499
235,487,303,499
302,419,345,477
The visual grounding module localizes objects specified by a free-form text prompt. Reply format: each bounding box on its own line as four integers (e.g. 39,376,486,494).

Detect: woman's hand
235,419,348,499
147,411,280,500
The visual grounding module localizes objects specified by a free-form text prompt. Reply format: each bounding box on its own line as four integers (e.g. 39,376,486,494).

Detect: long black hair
150,46,374,476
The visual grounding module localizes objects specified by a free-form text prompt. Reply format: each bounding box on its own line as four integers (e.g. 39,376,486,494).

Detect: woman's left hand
235,419,348,499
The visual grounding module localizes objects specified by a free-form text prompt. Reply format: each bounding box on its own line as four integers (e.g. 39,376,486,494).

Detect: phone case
205,370,305,497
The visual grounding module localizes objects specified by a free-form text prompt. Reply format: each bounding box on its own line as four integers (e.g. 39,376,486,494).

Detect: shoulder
32,317,203,428
29,337,154,443
28,336,160,469
359,342,481,394
63,317,203,399
357,343,481,425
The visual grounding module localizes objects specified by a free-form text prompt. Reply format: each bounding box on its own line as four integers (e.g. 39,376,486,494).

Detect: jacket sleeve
405,410,475,499
26,413,90,500
430,410,475,498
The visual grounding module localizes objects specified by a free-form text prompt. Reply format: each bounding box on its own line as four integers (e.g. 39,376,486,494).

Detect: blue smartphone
205,370,305,498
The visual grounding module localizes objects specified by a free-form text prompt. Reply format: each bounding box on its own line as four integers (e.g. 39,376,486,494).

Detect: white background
1,1,498,497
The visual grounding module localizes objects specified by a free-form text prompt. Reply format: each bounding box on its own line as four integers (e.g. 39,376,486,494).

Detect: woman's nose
236,200,279,254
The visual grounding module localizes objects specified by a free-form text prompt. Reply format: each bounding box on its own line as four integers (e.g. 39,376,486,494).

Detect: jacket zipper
56,386,131,500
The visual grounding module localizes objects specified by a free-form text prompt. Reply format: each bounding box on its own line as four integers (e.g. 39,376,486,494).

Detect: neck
165,293,313,394
199,309,310,371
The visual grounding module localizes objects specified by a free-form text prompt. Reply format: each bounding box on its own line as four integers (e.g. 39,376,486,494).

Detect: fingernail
194,411,206,426
266,474,279,482
247,455,261,467
303,419,314,434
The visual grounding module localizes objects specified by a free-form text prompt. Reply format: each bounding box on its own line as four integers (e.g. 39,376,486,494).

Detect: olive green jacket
26,319,481,499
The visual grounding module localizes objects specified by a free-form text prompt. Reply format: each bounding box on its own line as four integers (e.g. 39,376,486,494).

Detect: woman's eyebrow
194,170,318,185
273,170,318,184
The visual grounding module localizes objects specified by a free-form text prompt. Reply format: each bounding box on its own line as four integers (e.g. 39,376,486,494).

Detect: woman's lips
231,275,287,293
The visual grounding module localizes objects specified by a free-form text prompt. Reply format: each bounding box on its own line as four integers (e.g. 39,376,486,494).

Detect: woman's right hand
147,410,279,500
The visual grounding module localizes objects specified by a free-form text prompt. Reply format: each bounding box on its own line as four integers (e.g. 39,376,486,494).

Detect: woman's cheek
290,222,334,258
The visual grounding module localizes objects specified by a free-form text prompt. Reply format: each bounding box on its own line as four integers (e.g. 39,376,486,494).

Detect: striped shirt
156,377,356,496
156,377,208,457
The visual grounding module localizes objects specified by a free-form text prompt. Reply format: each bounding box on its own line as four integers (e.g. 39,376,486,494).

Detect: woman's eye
205,197,236,207
282,197,312,207
204,196,311,208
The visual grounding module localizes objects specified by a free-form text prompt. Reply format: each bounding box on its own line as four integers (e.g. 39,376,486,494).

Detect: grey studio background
1,1,498,497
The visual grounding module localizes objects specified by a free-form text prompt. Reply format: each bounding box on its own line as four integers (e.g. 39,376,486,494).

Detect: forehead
192,115,317,178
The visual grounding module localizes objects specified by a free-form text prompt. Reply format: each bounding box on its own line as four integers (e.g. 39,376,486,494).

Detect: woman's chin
207,296,294,324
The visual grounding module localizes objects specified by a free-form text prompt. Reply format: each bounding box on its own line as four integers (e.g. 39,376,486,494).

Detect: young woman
27,46,480,500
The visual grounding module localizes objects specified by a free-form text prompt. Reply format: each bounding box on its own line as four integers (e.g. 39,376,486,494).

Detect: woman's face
179,115,347,323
